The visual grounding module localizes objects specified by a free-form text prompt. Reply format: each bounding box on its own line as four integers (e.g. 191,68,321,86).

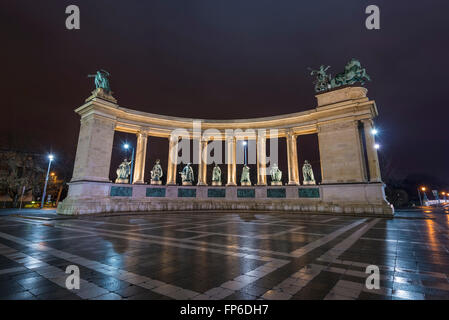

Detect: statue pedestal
212,181,222,186
271,181,282,186
303,181,316,185
182,182,193,186
115,178,129,184
151,180,162,185
241,182,251,186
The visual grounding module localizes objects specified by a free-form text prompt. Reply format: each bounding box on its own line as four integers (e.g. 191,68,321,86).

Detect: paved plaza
0,209,448,300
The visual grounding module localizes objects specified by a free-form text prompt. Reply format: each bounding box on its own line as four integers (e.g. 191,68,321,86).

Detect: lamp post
421,187,429,205
417,187,423,206
41,154,54,209
242,141,248,166
124,143,135,184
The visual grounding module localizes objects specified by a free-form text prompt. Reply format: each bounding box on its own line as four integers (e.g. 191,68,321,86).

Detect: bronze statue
302,160,316,185
88,70,111,92
310,59,370,93
115,158,132,184
150,159,163,185
270,164,282,185
212,163,222,186
179,163,194,185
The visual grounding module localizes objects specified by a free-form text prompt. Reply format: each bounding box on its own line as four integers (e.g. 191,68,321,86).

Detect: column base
197,182,208,186
288,182,299,186
226,183,237,186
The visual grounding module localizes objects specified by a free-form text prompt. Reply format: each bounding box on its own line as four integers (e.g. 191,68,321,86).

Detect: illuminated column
198,139,208,185
166,135,178,185
362,119,382,182
256,131,267,185
286,130,299,185
133,130,148,184
226,136,237,186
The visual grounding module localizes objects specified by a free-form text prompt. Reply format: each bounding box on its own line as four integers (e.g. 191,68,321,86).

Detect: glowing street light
123,143,135,184
374,143,380,149
41,154,54,209
242,141,248,165
371,128,378,135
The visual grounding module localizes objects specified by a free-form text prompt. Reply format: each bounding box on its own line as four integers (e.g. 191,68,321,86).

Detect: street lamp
371,128,378,135
420,186,429,205
242,141,248,166
41,154,54,209
123,143,135,184
374,143,380,150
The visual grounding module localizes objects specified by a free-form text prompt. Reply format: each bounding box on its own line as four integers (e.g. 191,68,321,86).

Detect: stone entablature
58,86,393,216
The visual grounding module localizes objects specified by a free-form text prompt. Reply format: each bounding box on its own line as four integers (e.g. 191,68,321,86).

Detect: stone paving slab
0,210,447,300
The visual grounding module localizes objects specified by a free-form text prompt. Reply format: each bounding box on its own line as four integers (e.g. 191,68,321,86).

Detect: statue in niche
212,163,222,186
179,163,194,185
88,70,111,93
302,160,316,185
270,163,283,186
115,158,132,184
240,165,251,186
150,159,163,185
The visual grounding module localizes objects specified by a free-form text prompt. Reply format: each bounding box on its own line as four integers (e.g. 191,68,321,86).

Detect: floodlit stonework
57,86,393,216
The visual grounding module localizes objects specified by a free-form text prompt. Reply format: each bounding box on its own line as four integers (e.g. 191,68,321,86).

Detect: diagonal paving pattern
0,211,448,300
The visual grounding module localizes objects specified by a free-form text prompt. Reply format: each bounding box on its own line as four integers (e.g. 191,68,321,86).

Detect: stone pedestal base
57,181,394,216
151,180,162,185
303,181,316,185
115,178,129,184
271,181,282,186
212,181,222,186
182,182,192,186
241,182,251,186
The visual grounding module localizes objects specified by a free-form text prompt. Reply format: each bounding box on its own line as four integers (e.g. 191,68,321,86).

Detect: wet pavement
0,208,448,300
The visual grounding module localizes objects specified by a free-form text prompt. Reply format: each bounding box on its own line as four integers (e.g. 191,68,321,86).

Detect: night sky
1,1,448,183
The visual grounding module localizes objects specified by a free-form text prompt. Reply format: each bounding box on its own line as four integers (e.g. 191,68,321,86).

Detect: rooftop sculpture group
309,59,370,93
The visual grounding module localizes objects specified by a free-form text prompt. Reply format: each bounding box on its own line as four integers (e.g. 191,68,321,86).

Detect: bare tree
0,152,45,207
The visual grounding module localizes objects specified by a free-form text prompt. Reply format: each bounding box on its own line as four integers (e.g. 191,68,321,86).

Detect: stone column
286,130,299,185
197,139,208,185
71,113,116,182
133,130,148,184
226,136,237,186
166,136,178,185
362,119,382,182
256,131,267,185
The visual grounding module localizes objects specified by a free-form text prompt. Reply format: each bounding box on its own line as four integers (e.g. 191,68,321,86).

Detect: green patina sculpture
212,163,222,184
88,70,111,92
309,65,332,92
150,159,163,182
115,158,132,183
270,163,282,183
179,163,194,184
302,160,316,185
240,165,251,185
310,59,370,93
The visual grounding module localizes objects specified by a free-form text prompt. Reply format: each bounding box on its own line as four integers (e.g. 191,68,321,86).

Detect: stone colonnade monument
57,66,393,216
